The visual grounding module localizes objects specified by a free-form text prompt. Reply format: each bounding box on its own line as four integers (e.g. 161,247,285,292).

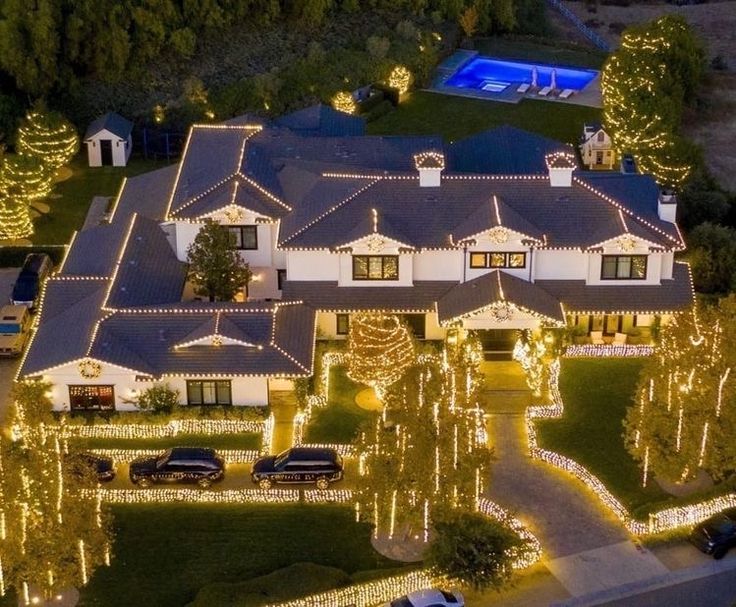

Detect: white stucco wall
413,250,463,281
42,361,271,410
533,250,588,280
287,251,340,281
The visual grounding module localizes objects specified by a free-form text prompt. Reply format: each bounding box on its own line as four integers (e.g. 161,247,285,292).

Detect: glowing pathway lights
564,344,655,357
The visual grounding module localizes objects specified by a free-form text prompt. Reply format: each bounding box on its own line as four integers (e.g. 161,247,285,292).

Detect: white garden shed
84,112,133,167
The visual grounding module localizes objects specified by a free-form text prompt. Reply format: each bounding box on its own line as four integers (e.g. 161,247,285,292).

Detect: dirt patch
562,0,736,68
683,72,736,191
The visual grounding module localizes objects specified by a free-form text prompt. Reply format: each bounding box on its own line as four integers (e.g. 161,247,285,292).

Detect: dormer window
601,255,647,280
469,252,526,269
228,225,257,250
597,131,605,142
352,255,399,280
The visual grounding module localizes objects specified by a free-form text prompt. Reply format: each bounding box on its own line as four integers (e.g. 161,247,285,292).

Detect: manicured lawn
33,155,168,245
536,358,672,514
304,366,378,444
78,504,402,607
474,36,608,69
367,91,602,145
73,432,262,452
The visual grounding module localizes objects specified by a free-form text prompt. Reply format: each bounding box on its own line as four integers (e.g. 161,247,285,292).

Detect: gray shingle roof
20,279,109,375
536,262,693,313
437,270,565,324
279,175,681,250
281,281,456,312
84,112,133,141
274,104,366,137
105,215,187,309
448,126,574,174
87,304,314,377
113,164,178,222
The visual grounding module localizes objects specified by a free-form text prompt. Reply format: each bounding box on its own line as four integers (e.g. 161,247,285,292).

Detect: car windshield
156,450,173,468
274,449,290,469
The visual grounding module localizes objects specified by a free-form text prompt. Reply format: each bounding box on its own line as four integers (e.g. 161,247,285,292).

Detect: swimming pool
445,56,598,92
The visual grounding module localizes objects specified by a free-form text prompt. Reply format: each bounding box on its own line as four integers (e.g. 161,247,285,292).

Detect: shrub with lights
355,340,491,545
0,382,112,604
16,109,80,170
331,91,357,115
347,313,415,398
0,185,34,241
512,331,547,397
601,15,704,188
624,297,736,486
387,65,412,95
0,154,53,201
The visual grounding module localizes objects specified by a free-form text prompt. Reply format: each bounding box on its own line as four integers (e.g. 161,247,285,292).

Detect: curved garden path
481,362,672,600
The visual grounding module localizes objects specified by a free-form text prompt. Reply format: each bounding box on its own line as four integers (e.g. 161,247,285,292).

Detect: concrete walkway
269,391,298,454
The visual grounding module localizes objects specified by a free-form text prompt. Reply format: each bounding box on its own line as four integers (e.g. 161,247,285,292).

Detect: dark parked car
11,253,52,309
129,447,225,488
689,508,736,559
66,452,116,482
251,447,343,490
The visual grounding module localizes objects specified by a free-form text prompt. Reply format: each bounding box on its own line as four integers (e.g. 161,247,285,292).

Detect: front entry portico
474,329,518,361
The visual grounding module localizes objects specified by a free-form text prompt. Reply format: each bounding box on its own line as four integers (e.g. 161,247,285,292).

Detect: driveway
0,267,21,422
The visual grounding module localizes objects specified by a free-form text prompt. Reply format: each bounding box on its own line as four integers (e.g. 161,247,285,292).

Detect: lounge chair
590,331,605,345
613,332,628,345
517,83,530,93
537,86,552,97
559,89,575,99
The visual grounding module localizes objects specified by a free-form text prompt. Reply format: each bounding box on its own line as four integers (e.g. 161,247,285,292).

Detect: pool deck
429,50,602,108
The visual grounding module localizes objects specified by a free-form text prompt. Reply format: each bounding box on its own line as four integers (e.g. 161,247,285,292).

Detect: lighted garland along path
526,359,736,534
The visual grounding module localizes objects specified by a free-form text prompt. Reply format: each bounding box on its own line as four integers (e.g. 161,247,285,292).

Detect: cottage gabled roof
84,112,133,141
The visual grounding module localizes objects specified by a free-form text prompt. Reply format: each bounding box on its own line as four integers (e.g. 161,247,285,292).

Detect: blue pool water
445,56,598,92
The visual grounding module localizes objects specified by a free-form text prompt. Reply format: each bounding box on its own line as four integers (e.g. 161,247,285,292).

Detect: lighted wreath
488,226,509,245
224,205,244,224
365,234,387,253
617,234,638,253
489,302,514,323
78,359,102,379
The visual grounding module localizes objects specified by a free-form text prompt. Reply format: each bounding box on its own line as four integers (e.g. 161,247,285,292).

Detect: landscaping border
526,359,736,535
564,344,655,357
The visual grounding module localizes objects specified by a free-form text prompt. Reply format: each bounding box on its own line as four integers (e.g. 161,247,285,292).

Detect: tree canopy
601,15,705,188
624,297,736,483
186,218,252,302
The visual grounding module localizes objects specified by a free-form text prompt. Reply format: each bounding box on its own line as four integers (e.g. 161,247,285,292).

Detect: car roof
406,589,457,606
20,253,51,275
169,447,217,459
286,447,338,461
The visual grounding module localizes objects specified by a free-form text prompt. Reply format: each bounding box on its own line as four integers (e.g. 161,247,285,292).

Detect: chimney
414,151,445,187
658,189,677,223
545,152,576,187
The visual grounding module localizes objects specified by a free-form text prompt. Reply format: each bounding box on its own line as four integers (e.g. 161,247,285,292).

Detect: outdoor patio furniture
613,332,628,345
590,331,605,345
537,86,552,97
559,89,575,99
517,83,530,93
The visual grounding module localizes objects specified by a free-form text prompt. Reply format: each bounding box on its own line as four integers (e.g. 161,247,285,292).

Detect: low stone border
526,359,736,535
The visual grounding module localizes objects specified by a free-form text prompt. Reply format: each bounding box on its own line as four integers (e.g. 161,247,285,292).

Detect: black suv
689,507,736,559
129,447,225,489
251,447,343,490
11,253,52,310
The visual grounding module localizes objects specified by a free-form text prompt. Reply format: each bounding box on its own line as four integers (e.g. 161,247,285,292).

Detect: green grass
474,35,608,70
304,366,378,444
78,504,401,607
536,358,672,513
32,155,168,245
367,91,602,145
72,432,262,452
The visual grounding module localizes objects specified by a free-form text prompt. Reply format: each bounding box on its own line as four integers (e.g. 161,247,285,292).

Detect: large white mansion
19,106,693,410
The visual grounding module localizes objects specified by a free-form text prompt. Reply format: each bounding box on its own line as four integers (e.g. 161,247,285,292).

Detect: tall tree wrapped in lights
16,109,79,170
0,382,112,603
347,313,415,396
601,15,704,188
1,153,53,200
356,341,492,544
624,297,736,484
0,185,34,240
